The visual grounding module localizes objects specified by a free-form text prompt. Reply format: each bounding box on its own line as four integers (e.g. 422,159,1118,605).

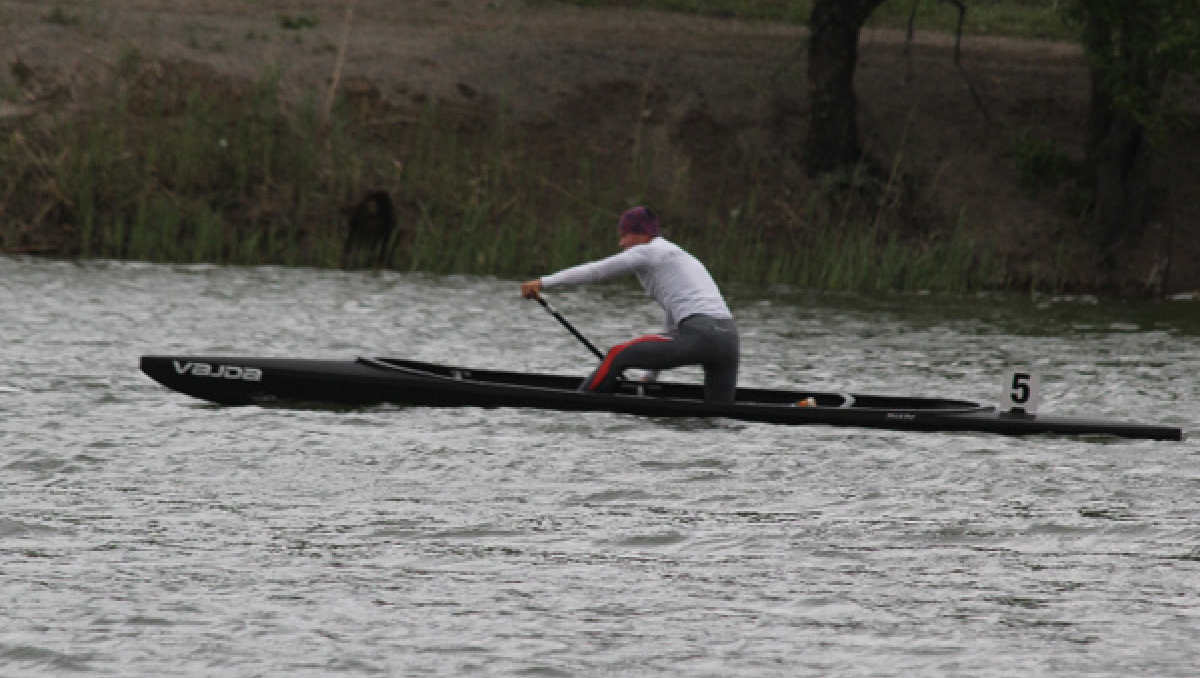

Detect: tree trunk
1079,10,1165,256
805,0,885,177
1085,92,1152,255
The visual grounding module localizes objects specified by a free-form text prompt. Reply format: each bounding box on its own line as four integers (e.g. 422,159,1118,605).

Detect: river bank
2,0,1197,294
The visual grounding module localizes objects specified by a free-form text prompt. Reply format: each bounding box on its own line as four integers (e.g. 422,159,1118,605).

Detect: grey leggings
581,315,739,402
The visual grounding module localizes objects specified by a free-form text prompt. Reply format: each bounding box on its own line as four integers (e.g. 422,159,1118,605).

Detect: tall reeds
0,61,1002,292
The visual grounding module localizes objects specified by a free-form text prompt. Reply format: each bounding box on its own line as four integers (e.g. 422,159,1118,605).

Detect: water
2,256,1198,677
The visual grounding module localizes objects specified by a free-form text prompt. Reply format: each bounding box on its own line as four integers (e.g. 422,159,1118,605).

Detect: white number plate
1002,370,1041,414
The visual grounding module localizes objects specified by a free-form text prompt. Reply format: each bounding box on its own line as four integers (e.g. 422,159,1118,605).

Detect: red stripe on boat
586,334,672,390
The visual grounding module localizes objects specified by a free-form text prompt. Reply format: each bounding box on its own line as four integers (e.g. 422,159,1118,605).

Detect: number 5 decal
1003,370,1041,413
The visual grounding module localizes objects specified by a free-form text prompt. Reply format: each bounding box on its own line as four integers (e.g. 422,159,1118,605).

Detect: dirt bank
2,0,1197,294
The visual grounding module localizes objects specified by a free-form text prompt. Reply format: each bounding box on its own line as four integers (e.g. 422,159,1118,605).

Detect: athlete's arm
540,247,645,288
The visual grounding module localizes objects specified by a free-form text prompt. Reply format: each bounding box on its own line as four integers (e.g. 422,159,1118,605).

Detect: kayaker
520,206,739,402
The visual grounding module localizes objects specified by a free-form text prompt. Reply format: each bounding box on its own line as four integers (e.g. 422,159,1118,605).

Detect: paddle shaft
535,295,606,361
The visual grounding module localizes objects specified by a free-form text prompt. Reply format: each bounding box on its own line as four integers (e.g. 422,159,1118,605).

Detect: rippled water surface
3,257,1199,677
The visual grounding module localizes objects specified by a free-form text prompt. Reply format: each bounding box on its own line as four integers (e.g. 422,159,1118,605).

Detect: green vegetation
43,5,84,27
1067,0,1200,143
872,0,1072,40
1061,0,1200,251
185,23,228,52
1012,130,1075,198
552,0,1077,40
0,63,1000,292
3,66,339,266
277,14,319,30
694,211,998,293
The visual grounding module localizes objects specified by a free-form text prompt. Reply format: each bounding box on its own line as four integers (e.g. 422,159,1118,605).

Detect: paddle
533,295,606,361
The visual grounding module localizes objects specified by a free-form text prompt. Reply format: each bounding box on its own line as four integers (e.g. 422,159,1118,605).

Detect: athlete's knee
581,351,623,392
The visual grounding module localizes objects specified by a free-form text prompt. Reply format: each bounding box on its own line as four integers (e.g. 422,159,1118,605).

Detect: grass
669,199,1000,293
186,23,228,52
277,14,319,30
0,63,1003,293
551,0,1078,41
43,5,84,27
42,2,118,32
870,0,1074,40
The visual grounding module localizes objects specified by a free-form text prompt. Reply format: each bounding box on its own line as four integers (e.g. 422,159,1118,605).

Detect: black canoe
139,356,1186,441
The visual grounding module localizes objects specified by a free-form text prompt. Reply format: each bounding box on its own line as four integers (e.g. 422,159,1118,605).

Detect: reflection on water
1,256,1198,677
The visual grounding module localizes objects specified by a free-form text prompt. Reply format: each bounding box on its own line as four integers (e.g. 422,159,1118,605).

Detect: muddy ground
2,0,1197,294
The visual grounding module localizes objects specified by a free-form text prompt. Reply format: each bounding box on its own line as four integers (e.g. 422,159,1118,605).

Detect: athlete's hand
520,279,543,299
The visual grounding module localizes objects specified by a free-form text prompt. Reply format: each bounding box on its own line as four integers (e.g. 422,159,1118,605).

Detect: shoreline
1,0,1196,296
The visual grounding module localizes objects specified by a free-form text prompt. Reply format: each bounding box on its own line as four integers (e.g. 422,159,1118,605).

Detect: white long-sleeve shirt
540,237,732,332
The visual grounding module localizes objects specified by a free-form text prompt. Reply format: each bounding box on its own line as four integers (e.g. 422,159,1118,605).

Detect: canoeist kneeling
520,207,739,402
